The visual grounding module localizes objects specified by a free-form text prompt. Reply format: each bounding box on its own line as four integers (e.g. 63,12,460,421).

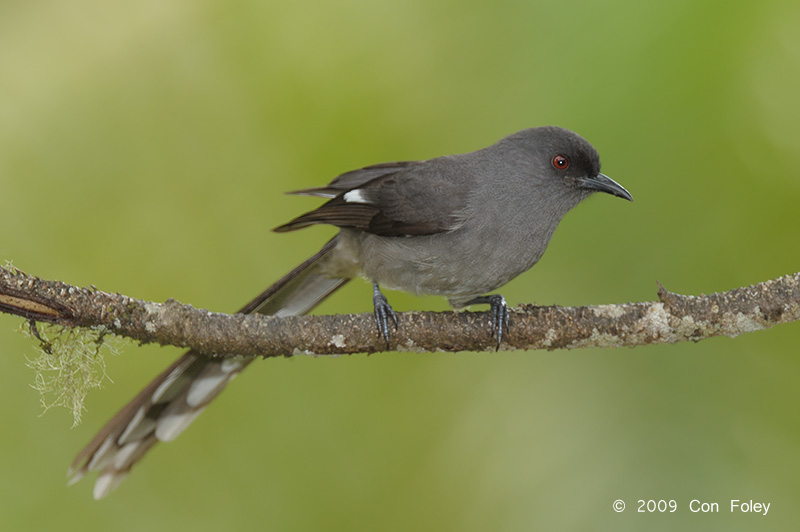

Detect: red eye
552,155,569,170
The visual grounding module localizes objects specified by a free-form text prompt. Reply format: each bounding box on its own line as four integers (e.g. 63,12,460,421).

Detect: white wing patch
343,189,370,204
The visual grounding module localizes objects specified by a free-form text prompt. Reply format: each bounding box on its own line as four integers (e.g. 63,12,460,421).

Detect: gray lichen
22,323,124,426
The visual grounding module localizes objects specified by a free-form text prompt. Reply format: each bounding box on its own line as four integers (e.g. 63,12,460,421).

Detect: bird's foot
372,284,398,347
464,294,509,350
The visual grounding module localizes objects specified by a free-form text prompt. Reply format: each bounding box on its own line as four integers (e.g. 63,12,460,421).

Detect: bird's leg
463,294,509,349
372,283,398,347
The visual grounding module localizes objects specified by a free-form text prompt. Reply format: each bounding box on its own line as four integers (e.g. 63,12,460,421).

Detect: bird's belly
337,228,546,301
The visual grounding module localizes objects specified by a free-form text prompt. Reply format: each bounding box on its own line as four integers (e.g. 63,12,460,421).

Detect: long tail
68,236,348,499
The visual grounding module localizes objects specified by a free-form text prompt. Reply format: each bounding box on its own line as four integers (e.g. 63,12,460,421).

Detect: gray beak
579,173,633,201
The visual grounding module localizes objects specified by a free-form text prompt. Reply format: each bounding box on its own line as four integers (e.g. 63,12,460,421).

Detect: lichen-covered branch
1,265,798,356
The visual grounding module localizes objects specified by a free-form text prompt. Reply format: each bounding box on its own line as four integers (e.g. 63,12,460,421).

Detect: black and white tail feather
68,237,347,499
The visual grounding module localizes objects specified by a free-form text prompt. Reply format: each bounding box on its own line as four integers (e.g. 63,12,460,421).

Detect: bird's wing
287,161,418,198
274,159,468,237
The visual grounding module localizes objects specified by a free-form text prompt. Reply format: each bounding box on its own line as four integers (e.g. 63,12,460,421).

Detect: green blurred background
1,0,799,530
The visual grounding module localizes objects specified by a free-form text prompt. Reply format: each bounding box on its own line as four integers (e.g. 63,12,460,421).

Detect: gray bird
68,126,632,498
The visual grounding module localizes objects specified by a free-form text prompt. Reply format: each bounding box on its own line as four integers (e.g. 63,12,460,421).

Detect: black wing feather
287,161,419,198
274,158,466,237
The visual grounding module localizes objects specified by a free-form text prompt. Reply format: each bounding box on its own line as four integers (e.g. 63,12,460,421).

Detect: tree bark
1,265,798,357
